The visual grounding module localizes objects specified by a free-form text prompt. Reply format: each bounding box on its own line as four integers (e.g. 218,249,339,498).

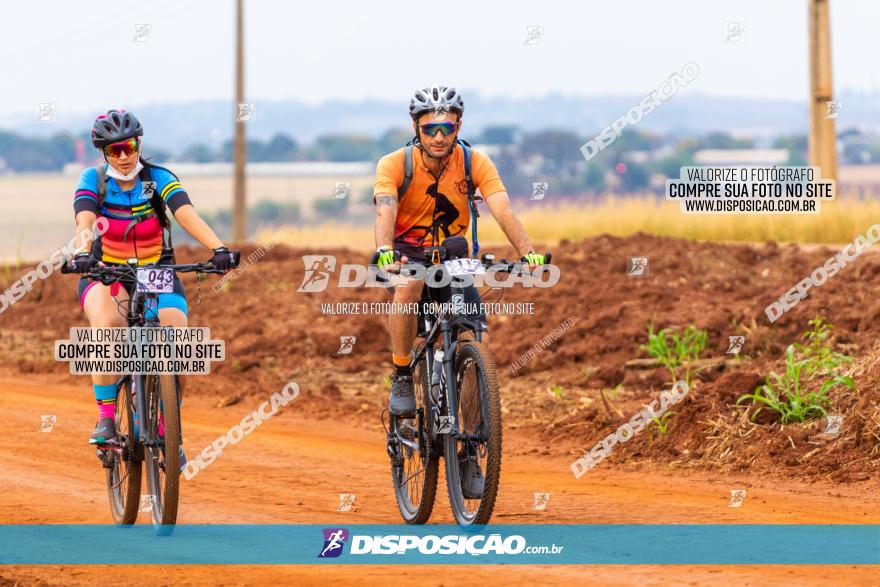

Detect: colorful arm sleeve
152,166,192,213
73,167,100,215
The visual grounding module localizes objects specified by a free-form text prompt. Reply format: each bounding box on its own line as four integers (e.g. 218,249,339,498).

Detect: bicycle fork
433,323,461,440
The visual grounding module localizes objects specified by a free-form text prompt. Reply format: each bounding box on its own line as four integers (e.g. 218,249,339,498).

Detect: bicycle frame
386,247,517,450
84,260,221,450
62,255,236,529
388,292,478,489
413,288,484,443
95,282,168,471
126,288,166,449
383,246,551,524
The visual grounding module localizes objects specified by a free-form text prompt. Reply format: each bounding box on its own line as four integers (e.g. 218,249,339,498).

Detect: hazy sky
2,0,878,118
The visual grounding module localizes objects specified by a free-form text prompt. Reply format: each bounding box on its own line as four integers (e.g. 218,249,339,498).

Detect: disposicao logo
318,528,349,558
298,255,337,293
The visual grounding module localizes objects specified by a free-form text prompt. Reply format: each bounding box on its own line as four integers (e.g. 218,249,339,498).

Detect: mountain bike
62,257,235,535
375,243,551,525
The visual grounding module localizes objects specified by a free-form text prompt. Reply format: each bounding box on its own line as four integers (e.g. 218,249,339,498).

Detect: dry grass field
0,173,374,262
3,168,880,265
265,193,880,253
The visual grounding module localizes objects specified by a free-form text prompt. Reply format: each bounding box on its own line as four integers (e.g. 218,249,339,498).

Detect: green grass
549,384,565,400
648,411,675,440
737,316,856,424
640,324,708,386
606,382,623,400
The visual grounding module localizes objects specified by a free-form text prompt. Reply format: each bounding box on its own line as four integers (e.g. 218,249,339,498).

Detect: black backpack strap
398,144,414,199
95,165,107,209
458,139,477,204
139,164,175,249
457,139,481,256
87,165,108,258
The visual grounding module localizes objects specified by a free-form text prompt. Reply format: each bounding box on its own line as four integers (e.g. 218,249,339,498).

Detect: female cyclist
70,109,237,447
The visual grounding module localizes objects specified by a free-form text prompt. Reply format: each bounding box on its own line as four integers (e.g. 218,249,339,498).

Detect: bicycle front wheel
143,373,181,535
392,348,439,524
106,377,142,525
444,341,502,526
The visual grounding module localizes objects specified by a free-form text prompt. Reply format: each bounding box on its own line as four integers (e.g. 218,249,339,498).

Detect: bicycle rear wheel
444,340,502,526
391,348,439,524
143,373,181,535
106,378,142,525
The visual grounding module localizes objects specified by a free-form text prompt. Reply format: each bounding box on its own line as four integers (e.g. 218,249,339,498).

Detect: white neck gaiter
106,160,144,182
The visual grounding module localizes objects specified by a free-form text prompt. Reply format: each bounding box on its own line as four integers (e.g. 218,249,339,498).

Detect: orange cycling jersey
374,143,506,248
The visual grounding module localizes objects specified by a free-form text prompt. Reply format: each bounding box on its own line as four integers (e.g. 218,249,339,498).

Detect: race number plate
443,258,485,277
136,268,174,293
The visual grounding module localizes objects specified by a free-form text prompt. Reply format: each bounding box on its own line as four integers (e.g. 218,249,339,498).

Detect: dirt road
1,373,878,586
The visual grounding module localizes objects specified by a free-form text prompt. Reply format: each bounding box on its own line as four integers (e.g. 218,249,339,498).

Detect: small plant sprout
648,412,675,440
641,324,708,386
607,383,623,400
737,316,856,424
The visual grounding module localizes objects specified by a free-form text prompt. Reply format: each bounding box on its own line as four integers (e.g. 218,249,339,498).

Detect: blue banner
1,524,878,565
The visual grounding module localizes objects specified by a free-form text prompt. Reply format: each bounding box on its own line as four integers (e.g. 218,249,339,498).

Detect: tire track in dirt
2,375,879,586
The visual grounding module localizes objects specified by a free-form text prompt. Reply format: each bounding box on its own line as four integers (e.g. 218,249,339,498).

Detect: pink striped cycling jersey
73,164,191,264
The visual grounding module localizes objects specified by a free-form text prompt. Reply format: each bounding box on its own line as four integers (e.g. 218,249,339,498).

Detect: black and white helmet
90,109,143,148
409,86,464,120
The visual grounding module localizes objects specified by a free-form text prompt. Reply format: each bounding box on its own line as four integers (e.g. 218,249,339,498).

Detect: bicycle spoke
390,352,438,524
109,469,129,491
106,378,142,526
445,341,501,526
403,466,424,491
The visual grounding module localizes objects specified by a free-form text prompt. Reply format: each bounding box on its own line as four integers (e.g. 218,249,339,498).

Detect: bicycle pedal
92,440,121,449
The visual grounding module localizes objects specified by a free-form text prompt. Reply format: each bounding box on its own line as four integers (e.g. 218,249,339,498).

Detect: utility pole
233,0,247,242
808,0,837,182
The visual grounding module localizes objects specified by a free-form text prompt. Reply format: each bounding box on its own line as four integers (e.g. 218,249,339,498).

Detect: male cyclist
373,86,546,496
71,109,238,447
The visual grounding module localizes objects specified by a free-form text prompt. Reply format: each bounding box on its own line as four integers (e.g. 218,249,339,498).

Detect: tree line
4,125,875,197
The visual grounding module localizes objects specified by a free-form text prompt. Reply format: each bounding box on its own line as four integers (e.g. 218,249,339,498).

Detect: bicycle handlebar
61,260,232,279
369,250,553,271
479,252,553,272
